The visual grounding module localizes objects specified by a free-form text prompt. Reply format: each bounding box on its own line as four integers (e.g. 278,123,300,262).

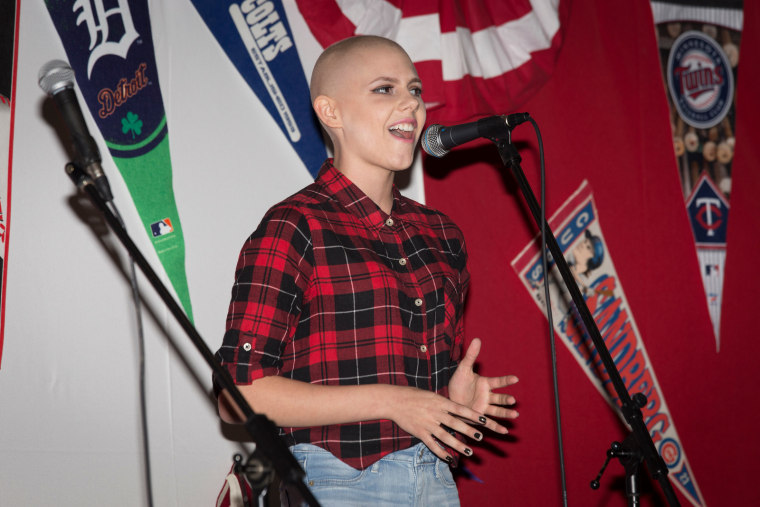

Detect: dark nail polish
445,455,453,464
464,448,473,456
478,416,487,424
474,432,482,440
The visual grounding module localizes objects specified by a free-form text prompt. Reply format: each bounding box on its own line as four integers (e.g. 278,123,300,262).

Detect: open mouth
389,122,416,140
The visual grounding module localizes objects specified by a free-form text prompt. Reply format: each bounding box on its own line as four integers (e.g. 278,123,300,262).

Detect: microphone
38,60,113,201
421,113,530,158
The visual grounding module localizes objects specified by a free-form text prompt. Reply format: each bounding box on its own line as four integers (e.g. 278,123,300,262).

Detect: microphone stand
63,162,320,507
492,135,680,507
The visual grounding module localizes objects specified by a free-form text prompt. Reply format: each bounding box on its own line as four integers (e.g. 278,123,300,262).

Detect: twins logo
694,198,723,235
667,31,733,129
686,173,729,246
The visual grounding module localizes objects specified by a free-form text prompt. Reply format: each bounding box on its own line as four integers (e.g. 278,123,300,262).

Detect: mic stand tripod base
231,450,275,507
592,437,644,507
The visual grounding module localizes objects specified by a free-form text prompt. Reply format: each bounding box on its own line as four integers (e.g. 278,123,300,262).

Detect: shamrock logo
122,111,143,139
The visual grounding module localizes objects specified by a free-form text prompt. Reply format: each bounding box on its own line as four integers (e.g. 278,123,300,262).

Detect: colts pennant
44,0,194,320
190,0,327,178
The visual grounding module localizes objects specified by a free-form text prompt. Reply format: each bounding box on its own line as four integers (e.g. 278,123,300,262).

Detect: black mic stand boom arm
64,163,320,507
494,136,680,507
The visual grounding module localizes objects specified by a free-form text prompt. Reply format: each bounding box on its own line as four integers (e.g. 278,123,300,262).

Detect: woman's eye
410,87,423,97
373,86,393,94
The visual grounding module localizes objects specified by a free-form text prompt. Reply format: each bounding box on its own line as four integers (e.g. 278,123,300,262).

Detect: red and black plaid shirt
216,160,469,469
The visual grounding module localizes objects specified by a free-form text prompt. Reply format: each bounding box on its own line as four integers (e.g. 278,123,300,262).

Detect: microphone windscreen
38,60,74,95
421,124,448,158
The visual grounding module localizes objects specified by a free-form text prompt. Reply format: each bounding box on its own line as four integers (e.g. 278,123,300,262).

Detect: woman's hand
385,385,490,462
448,338,519,435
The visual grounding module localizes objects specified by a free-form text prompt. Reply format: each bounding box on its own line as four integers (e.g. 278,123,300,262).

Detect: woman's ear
313,95,341,129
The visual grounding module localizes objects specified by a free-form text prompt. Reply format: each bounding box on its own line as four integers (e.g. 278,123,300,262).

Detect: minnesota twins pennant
651,1,743,351
44,0,194,321
190,0,326,178
511,182,706,507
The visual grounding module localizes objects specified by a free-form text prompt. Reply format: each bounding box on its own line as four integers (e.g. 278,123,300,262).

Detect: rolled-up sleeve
215,205,314,390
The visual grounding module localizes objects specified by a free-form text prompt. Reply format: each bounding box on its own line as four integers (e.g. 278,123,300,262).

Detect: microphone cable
517,118,568,506
109,200,154,507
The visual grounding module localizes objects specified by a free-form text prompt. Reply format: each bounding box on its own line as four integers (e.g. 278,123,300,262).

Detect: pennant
651,1,743,350
686,173,729,341
295,0,566,123
44,0,194,320
189,0,327,178
511,181,706,507
0,0,16,367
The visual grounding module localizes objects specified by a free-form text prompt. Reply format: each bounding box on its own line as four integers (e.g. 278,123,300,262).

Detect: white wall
0,1,425,505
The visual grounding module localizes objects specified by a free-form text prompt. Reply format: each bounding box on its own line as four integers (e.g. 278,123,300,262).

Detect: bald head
308,34,425,174
310,36,412,103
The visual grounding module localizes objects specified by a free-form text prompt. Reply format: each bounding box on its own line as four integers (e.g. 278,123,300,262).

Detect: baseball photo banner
511,181,706,507
44,0,194,320
190,0,327,178
651,1,743,350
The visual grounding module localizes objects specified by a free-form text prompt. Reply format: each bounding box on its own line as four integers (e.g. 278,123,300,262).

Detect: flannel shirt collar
316,159,412,232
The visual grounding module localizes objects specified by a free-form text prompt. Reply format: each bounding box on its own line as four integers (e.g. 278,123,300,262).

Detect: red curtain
423,0,760,505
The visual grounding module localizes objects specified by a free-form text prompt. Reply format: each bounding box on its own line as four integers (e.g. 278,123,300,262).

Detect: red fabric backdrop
423,0,760,506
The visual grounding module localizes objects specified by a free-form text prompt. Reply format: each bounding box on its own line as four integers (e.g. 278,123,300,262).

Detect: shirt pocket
435,273,461,348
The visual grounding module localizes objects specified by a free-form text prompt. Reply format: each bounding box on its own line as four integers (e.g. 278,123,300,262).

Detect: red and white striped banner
296,0,566,122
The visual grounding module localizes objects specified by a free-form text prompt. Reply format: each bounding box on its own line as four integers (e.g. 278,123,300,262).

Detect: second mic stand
493,135,680,507
64,163,319,507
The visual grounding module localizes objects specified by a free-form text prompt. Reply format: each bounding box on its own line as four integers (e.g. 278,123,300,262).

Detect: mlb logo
151,218,174,237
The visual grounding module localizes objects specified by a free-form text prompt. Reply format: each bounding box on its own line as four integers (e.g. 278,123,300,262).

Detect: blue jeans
280,442,460,506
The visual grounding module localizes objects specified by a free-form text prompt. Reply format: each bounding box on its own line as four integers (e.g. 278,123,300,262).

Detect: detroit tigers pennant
44,0,194,321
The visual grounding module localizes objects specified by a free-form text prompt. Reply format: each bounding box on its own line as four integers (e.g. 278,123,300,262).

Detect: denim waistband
289,442,440,467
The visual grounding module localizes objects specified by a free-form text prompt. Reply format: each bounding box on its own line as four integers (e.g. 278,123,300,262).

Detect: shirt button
242,343,252,352
414,298,423,307
399,258,407,266
385,217,394,227
420,345,428,353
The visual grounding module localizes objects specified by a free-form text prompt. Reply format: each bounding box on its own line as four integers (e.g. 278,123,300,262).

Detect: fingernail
464,448,473,456
445,455,453,464
478,416,487,424
474,432,482,441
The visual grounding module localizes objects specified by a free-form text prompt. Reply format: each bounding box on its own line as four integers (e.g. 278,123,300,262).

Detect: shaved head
308,34,425,187
310,36,412,103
